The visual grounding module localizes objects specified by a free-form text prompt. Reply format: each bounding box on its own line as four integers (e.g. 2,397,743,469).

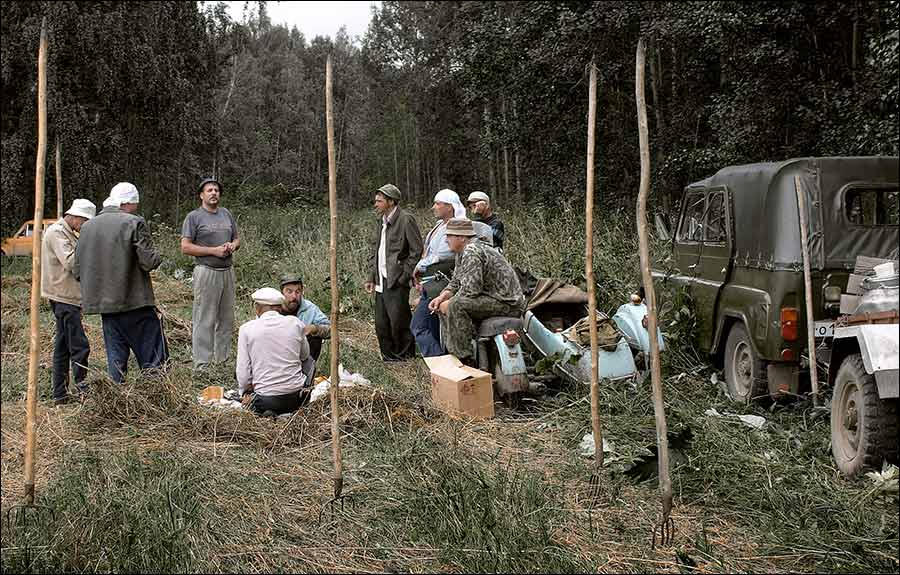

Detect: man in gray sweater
74,182,167,383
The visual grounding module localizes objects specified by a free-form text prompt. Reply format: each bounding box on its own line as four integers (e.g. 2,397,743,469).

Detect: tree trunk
502,98,510,205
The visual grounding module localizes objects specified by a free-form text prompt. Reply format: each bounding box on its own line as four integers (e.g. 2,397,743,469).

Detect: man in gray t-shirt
181,177,241,369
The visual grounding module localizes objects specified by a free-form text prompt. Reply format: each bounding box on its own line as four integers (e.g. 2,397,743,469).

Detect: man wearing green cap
365,183,423,361
181,177,240,370
280,274,330,361
428,218,525,362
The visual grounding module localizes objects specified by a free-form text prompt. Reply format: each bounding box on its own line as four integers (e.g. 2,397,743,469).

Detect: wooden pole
55,135,62,219
25,17,49,507
585,61,603,470
636,38,673,526
325,54,344,498
795,175,820,406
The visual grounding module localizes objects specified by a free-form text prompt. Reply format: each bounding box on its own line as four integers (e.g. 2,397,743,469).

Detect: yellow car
1,220,54,257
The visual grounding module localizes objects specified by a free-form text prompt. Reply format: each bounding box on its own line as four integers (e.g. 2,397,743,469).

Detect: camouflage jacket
446,241,525,307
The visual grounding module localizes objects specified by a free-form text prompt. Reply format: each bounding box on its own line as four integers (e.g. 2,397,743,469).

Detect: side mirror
654,213,671,242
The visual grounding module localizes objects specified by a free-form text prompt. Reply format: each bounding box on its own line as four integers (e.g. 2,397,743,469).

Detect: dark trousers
101,306,168,384
411,291,445,357
250,388,311,415
375,285,415,360
308,336,324,362
50,300,90,399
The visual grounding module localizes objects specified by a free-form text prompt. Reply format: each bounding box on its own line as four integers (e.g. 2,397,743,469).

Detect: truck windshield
845,187,899,226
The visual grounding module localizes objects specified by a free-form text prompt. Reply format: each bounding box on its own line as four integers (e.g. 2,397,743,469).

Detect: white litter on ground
704,408,767,429
579,433,613,457
310,364,372,403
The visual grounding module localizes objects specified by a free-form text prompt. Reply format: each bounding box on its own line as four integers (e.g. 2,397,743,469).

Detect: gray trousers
192,265,235,368
440,295,522,360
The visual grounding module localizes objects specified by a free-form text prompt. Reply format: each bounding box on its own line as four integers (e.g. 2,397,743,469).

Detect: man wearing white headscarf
409,189,465,357
74,182,168,383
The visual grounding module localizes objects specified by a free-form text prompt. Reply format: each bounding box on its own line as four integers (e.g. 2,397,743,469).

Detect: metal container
855,273,900,315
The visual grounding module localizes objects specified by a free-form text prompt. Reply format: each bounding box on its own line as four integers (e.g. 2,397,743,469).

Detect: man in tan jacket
41,199,96,404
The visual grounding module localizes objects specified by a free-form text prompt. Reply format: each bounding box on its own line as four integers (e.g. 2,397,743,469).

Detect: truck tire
831,353,898,477
724,323,767,403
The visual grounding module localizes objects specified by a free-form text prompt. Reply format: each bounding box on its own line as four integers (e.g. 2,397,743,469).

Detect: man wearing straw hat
41,198,96,404
74,182,168,383
237,287,315,416
428,218,525,362
410,188,466,357
364,183,423,362
181,177,240,370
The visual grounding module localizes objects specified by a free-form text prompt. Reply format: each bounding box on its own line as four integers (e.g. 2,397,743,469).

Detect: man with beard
280,274,329,362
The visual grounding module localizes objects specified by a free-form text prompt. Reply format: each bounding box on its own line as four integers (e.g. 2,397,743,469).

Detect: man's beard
282,302,298,315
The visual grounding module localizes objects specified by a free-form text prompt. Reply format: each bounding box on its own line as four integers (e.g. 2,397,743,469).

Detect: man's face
281,282,303,313
446,234,469,253
468,200,487,216
432,201,454,220
68,215,88,232
374,193,391,215
120,203,139,214
200,183,220,209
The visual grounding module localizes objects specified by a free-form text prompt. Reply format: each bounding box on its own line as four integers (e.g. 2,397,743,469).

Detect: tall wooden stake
636,38,674,543
25,17,49,507
55,136,62,219
325,54,344,498
795,175,820,406
585,61,604,470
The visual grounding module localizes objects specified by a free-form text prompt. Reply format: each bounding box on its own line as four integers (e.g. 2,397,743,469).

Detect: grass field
1,205,897,573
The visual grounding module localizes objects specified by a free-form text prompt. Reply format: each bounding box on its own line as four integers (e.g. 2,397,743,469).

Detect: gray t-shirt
181,207,239,269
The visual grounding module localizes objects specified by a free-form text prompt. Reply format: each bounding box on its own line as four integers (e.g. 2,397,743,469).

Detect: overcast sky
224,1,380,42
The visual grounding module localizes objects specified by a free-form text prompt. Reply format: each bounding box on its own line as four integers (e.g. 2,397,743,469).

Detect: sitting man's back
237,288,314,415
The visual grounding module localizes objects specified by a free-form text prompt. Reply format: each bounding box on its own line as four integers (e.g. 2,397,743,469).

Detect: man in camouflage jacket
428,218,525,360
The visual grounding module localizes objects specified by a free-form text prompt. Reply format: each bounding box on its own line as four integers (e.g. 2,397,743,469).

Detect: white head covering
251,287,285,306
64,198,96,220
433,188,466,219
105,182,140,206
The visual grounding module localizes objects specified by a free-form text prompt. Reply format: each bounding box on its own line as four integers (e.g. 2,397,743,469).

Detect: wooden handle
25,17,49,507
325,54,343,496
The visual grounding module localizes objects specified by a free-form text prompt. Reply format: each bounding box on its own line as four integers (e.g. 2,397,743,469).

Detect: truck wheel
831,354,898,477
724,323,767,403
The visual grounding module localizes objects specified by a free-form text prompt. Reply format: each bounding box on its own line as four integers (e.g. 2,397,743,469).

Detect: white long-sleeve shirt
236,311,310,396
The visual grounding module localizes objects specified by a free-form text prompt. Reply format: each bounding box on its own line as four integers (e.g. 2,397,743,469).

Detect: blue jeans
410,292,445,357
101,306,168,383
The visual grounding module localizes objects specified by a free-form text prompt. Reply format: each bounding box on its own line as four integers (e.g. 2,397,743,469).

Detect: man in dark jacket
364,184,424,361
466,191,505,250
74,182,167,383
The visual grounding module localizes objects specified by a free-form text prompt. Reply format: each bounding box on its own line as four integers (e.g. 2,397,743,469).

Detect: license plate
814,320,834,338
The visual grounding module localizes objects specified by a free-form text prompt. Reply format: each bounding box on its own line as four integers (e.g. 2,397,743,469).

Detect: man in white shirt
236,287,315,415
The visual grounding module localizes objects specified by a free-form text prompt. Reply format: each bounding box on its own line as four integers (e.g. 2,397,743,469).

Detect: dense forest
2,0,897,235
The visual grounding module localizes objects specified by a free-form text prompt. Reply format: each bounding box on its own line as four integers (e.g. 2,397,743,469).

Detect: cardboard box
425,355,494,420
845,273,866,296
840,294,860,315
854,255,890,275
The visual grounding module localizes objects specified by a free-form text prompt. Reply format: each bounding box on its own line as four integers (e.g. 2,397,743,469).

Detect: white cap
106,182,140,206
251,287,285,306
433,188,466,218
467,191,490,204
64,198,96,220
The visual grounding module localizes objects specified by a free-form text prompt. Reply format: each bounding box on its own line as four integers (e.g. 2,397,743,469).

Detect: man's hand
438,298,451,315
303,324,316,337
413,269,422,291
364,281,374,295
214,244,230,258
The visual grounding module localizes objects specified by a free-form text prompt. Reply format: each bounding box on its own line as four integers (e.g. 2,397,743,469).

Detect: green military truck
654,156,898,476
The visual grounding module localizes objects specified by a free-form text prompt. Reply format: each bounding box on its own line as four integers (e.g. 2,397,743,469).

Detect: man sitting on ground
236,288,315,416
279,274,329,361
428,219,525,362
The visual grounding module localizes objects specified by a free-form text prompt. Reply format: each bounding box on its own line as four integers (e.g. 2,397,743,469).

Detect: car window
677,191,705,242
845,186,899,226
22,224,33,237
704,191,727,243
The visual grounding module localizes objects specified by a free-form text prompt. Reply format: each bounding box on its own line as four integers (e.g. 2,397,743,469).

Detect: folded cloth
564,312,622,351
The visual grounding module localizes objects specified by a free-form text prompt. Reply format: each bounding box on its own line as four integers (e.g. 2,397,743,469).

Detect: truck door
672,189,706,290
693,188,733,351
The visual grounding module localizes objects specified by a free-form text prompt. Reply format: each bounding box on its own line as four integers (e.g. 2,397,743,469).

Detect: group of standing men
40,176,515,414
365,184,516,364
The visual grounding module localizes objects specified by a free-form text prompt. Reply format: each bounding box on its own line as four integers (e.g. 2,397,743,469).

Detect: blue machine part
493,334,528,376
523,311,637,384
612,302,665,354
